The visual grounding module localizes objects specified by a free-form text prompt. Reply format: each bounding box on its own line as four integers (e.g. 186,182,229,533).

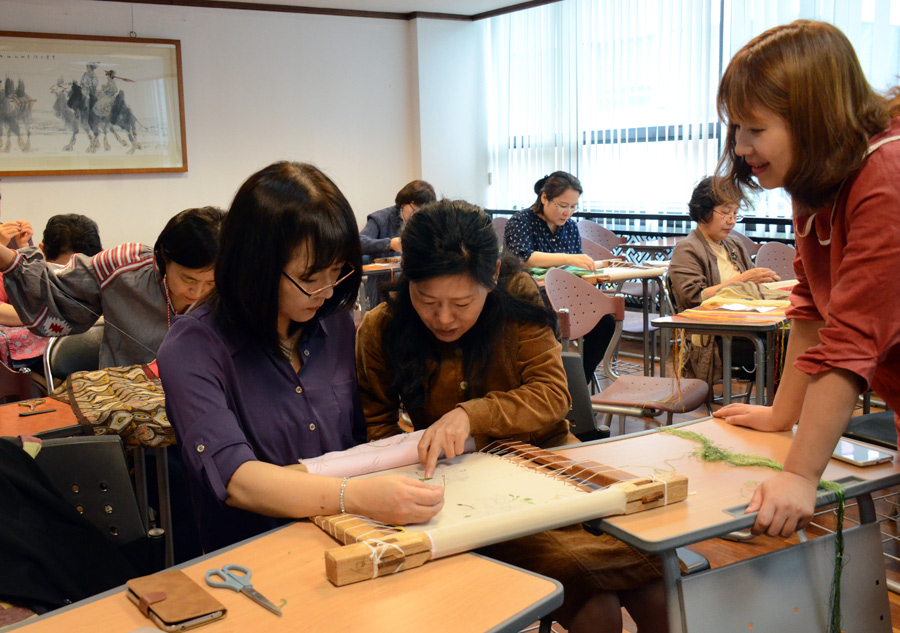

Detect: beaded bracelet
339,477,349,514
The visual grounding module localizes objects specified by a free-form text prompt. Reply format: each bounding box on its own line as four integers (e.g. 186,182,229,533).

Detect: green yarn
662,427,846,633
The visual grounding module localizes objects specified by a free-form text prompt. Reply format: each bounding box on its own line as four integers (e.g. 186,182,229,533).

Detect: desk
359,263,401,318
12,521,563,633
623,236,684,263
653,312,788,405
584,265,668,376
558,418,897,632
0,398,77,437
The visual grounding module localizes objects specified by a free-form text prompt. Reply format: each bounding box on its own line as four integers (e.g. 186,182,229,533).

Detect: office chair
577,220,625,253
42,322,103,392
730,229,761,258
560,351,609,442
491,216,508,247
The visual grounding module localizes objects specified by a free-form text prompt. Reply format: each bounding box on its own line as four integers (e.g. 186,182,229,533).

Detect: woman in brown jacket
356,199,667,633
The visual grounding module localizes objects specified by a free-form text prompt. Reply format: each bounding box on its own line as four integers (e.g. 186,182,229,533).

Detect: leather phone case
126,569,226,629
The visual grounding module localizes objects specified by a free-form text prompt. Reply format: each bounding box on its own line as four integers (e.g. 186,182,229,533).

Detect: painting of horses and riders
0,32,186,176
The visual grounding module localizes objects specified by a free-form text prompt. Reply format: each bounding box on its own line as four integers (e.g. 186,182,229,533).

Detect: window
486,0,900,221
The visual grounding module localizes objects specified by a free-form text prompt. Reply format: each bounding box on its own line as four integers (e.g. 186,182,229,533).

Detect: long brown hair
715,20,893,213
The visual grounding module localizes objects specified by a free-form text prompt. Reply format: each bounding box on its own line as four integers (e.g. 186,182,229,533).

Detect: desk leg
642,278,650,376
765,329,776,405
657,276,666,377
722,337,733,405
748,335,765,405
661,549,686,633
358,278,368,319
155,446,175,568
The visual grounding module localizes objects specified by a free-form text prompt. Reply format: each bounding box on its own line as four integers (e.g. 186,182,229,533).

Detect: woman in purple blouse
158,162,444,553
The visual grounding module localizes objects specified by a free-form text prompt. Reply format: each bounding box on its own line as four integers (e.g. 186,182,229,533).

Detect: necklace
163,277,174,329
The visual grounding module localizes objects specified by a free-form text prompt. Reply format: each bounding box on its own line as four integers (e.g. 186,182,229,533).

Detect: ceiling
120,0,556,20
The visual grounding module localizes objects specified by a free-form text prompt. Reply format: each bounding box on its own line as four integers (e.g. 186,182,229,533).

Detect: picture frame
0,31,187,176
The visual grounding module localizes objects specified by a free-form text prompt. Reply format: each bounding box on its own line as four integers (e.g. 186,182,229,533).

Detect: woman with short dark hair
0,206,224,367
158,162,443,553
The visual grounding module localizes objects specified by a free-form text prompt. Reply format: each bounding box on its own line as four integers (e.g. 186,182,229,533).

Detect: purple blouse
157,303,364,552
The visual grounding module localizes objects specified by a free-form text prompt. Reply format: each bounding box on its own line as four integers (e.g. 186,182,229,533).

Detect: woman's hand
567,253,597,272
737,267,780,284
347,475,444,525
418,407,471,478
745,471,818,537
0,221,22,245
14,221,33,249
714,403,794,432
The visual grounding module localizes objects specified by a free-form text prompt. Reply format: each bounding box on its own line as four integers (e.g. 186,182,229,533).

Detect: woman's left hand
418,407,471,478
745,471,818,537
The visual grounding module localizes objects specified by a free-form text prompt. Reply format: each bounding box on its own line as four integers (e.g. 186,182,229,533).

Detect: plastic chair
730,229,761,257
577,220,625,253
0,362,35,403
560,350,609,442
580,237,618,263
546,268,709,434
42,322,103,392
755,242,796,281
33,435,165,575
491,216,508,247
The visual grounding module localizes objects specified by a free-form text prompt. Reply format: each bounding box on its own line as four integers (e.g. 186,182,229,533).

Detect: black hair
153,206,225,277
381,199,556,412
529,171,583,215
394,180,437,207
42,214,102,261
212,162,362,356
687,177,724,224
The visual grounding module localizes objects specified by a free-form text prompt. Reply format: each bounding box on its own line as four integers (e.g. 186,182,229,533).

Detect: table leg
358,277,369,319
660,549,686,633
642,278,650,376
722,337,733,405
766,329,776,405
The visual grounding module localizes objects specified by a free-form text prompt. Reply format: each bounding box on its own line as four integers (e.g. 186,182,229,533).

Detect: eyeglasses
282,265,356,298
713,209,743,222
551,200,579,214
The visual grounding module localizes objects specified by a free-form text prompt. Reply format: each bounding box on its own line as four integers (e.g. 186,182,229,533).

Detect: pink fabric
0,273,48,363
787,117,900,423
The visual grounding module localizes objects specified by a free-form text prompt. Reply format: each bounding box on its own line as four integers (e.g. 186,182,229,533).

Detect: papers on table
719,303,779,313
760,279,799,291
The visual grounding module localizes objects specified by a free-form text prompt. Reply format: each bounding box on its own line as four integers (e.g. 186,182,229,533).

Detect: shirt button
196,444,205,453
455,348,463,357
309,423,316,431
303,350,310,357
296,386,303,394
460,381,468,390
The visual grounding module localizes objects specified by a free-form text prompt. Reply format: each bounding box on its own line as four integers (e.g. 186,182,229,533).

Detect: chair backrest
491,216,508,247
43,322,104,386
580,237,617,263
755,242,797,280
0,362,35,403
33,435,153,547
545,268,624,340
577,220,624,252
729,229,761,257
560,351,608,441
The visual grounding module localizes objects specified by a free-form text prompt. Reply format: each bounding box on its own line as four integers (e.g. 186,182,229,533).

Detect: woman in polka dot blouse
504,172,615,385
504,171,596,271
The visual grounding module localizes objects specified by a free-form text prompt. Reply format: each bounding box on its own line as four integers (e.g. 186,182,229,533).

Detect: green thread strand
662,427,845,633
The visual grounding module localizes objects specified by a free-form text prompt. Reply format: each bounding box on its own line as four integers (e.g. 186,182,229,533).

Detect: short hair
394,180,436,207
213,162,362,356
153,206,226,277
530,171,583,215
380,199,555,411
687,177,726,224
42,214,102,260
715,20,892,212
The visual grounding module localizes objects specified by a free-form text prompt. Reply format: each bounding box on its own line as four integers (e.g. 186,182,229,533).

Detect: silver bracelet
339,477,349,514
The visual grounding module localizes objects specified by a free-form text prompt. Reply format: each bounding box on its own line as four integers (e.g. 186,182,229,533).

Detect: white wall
414,18,490,206
0,0,424,246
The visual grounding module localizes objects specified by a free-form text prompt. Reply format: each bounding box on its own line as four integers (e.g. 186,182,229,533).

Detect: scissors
18,399,57,417
204,564,282,616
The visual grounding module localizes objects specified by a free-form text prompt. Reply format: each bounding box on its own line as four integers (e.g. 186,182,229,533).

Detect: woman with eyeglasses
504,171,596,271
505,171,614,383
157,162,444,553
668,176,780,387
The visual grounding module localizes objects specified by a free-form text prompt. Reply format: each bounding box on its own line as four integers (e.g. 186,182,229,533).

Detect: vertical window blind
486,0,900,221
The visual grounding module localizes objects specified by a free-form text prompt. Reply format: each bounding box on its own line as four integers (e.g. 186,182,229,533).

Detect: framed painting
0,31,187,176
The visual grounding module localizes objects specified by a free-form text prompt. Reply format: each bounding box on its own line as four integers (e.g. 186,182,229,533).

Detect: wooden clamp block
324,531,432,587
609,472,688,514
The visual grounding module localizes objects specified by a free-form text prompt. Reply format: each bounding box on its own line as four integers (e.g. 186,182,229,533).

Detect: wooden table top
558,418,900,552
15,522,561,633
0,398,77,438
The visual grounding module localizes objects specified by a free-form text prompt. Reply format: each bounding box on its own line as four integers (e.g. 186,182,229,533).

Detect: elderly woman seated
668,177,780,388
